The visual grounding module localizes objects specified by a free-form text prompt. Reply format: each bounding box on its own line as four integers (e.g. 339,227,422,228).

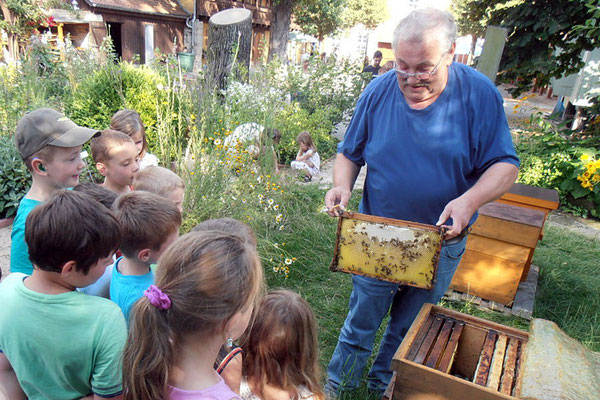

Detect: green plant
0,135,29,219
275,103,338,165
514,112,600,216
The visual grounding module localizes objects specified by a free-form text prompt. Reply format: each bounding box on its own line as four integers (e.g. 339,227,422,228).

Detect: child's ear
137,248,151,263
32,158,48,175
96,162,107,176
60,261,78,277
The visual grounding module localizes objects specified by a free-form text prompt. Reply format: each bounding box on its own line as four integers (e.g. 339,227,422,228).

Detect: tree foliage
341,0,387,30
293,0,347,41
453,0,600,95
0,0,56,60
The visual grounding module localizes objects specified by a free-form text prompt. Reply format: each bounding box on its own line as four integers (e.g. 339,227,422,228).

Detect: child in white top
110,109,159,169
122,230,264,400
240,290,324,400
290,131,320,182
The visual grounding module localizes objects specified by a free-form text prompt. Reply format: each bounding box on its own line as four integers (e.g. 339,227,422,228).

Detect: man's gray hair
392,8,457,53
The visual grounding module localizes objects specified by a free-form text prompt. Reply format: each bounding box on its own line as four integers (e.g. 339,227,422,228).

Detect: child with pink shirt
122,230,264,400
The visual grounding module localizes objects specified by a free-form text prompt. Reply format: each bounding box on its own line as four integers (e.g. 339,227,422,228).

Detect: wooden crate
391,304,528,400
450,202,545,305
496,183,559,240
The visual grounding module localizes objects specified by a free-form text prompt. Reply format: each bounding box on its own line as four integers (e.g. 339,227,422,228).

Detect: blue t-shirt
79,263,114,298
109,257,154,323
10,197,41,275
340,63,519,225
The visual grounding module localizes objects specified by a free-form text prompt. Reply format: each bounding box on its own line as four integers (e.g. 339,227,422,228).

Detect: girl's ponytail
123,296,174,400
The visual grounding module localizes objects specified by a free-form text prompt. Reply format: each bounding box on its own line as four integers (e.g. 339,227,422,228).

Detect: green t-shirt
10,197,41,275
0,273,127,399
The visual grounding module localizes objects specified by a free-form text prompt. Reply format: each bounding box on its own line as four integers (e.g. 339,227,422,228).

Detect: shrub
515,114,600,217
0,135,29,219
65,61,167,135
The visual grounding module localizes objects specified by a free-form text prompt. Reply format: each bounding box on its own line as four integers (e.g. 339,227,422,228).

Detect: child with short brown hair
10,108,99,275
133,166,185,213
0,190,126,400
241,289,324,400
110,191,181,322
110,109,158,169
91,129,140,194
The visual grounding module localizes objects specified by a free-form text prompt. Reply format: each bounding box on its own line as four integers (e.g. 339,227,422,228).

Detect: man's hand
325,187,352,216
324,153,361,217
436,196,476,239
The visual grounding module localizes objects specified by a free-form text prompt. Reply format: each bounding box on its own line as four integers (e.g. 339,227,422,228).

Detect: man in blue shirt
324,9,519,396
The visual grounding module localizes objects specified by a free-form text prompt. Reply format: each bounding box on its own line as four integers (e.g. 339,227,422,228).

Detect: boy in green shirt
0,190,127,400
10,108,100,275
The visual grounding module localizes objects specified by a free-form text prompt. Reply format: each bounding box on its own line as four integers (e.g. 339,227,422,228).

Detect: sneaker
303,175,312,182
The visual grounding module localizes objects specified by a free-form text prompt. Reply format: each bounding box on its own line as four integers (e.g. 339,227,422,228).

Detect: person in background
10,108,99,275
122,230,264,400
224,123,281,173
110,109,159,170
324,8,519,396
362,50,382,78
240,289,324,400
291,131,320,182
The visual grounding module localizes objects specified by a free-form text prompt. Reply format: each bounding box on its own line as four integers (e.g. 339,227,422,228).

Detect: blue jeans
325,236,467,394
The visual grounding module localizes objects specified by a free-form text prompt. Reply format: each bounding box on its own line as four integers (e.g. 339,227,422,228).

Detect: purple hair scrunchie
144,285,171,310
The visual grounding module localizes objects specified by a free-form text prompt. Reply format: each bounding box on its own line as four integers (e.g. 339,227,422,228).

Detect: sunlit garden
2,4,600,397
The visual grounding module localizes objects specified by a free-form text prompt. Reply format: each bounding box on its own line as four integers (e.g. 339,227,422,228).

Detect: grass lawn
261,183,600,390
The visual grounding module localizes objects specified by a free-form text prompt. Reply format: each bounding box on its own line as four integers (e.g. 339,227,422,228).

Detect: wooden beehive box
496,183,559,240
391,304,528,400
450,201,545,305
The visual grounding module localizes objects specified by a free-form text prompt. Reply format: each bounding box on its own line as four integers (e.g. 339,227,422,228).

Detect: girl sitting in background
111,109,159,169
122,230,264,400
290,131,320,182
240,289,324,400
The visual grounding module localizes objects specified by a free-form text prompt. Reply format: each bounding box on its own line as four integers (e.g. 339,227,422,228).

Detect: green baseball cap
15,108,100,160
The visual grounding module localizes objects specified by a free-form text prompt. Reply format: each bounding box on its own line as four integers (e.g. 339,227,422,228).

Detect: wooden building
51,0,273,65
180,0,272,64
77,0,190,63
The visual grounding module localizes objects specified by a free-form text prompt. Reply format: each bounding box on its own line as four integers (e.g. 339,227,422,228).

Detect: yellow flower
581,154,590,161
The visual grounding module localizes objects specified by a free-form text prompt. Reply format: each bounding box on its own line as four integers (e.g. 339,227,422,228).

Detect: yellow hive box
330,212,443,289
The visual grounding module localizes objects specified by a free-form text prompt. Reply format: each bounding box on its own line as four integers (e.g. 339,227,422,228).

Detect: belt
442,226,470,246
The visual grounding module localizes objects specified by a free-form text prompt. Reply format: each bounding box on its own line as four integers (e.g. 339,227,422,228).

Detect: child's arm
220,353,243,395
295,148,304,161
297,149,314,162
0,353,26,400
